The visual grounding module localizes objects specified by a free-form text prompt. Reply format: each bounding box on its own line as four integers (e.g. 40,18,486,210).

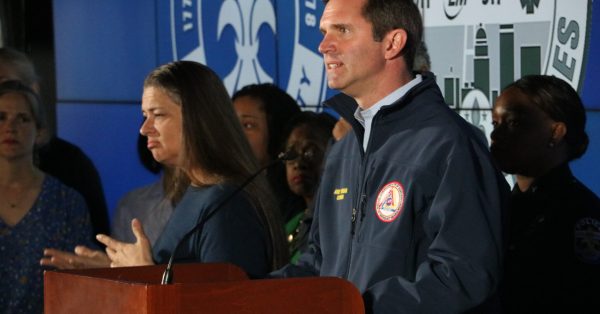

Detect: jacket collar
323,72,438,139
512,163,575,197
324,71,438,122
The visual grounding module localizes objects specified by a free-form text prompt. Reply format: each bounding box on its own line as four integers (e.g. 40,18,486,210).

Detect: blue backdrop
53,0,600,221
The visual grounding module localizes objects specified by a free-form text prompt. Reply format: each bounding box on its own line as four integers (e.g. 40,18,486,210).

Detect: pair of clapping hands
40,219,154,269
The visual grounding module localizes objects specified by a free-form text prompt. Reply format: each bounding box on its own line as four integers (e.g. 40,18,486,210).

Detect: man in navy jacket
270,0,510,313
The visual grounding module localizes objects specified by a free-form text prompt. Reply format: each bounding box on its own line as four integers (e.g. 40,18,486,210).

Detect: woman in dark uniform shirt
491,75,600,313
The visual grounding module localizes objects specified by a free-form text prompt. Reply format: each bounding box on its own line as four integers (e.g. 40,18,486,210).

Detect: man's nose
318,33,334,55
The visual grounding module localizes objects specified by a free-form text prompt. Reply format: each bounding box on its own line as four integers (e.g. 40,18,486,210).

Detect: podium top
44,263,365,314
45,263,248,284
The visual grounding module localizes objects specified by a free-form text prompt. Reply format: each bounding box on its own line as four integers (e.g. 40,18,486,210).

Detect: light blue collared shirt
354,75,423,151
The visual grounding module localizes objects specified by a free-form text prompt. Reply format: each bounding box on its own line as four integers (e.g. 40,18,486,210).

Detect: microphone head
278,149,299,161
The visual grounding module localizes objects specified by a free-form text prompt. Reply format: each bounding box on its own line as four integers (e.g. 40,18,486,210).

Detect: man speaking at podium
270,0,509,313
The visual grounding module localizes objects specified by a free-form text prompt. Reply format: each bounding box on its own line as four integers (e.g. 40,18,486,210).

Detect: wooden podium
44,263,365,313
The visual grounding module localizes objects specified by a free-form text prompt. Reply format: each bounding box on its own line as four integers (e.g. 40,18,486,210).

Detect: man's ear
384,29,407,60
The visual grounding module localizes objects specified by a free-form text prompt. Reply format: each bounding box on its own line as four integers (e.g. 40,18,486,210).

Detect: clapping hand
41,245,111,269
96,218,154,267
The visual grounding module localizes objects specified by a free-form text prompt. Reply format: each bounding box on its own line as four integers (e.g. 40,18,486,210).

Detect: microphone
160,149,298,284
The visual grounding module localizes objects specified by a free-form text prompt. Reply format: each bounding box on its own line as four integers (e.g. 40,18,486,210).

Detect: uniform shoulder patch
374,181,405,223
574,217,600,265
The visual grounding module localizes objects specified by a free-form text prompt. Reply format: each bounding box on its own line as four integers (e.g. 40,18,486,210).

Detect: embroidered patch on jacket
334,188,348,200
574,217,600,264
374,181,405,223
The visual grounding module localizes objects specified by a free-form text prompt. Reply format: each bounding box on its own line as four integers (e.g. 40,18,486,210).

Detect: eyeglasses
281,145,321,164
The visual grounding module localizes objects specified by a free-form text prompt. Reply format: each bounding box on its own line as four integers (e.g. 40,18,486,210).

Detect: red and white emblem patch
375,181,405,223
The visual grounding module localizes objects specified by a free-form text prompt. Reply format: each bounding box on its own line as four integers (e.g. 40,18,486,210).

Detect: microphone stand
160,150,298,284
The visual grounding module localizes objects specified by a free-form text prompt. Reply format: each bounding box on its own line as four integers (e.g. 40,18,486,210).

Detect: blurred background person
95,61,288,278
111,133,177,245
282,111,335,263
0,47,109,240
332,117,352,141
232,83,303,223
491,75,600,312
0,80,94,313
412,41,431,74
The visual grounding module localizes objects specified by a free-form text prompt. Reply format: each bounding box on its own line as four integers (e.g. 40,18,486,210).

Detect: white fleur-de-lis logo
218,0,276,93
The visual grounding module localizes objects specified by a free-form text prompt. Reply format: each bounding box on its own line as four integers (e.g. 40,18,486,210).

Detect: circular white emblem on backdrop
168,0,328,110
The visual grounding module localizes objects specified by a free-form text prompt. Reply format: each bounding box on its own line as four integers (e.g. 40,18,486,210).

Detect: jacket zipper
344,155,365,279
344,128,372,279
343,112,384,278
356,113,380,238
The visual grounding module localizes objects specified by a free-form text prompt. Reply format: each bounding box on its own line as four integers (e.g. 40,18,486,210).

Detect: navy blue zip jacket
271,73,510,313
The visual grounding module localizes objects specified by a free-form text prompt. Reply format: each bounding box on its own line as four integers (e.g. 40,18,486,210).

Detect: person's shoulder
182,183,250,209
40,137,88,157
115,180,163,215
119,180,164,203
568,179,600,213
43,174,78,193
41,174,88,208
324,93,357,118
37,136,97,174
570,183,600,265
180,184,257,225
188,183,232,198
323,132,360,169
